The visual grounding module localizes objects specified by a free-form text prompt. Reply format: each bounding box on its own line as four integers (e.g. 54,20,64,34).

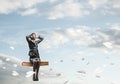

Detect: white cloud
88,0,120,16
41,26,96,48
65,27,95,46
88,0,108,9
105,0,120,16
41,31,69,48
41,24,120,50
48,0,59,3
42,26,96,48
48,0,89,19
0,0,21,14
111,24,120,31
110,0,120,9
20,8,39,16
0,0,45,15
20,0,46,8
66,28,82,37
51,32,69,44
0,0,120,18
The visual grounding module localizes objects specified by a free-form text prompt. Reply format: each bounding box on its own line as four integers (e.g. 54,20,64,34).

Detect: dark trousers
29,49,40,81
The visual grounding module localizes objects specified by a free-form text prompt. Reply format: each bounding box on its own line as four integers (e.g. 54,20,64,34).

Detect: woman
26,33,43,81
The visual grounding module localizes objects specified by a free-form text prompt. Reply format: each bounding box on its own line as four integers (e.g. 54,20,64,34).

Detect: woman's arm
36,35,44,44
26,35,31,42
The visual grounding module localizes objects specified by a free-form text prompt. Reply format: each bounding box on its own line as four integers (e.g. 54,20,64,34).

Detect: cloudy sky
0,0,120,84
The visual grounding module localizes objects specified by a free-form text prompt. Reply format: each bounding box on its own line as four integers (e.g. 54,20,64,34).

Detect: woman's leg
29,50,40,81
35,58,40,80
32,58,40,81
30,58,36,81
34,50,40,80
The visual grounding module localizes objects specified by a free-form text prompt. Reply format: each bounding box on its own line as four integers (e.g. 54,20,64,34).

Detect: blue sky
0,0,120,84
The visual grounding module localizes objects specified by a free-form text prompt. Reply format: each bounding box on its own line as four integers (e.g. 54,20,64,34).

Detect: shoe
34,78,39,81
33,78,36,81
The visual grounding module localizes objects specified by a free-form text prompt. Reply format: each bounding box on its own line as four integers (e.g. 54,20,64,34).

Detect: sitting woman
26,33,43,81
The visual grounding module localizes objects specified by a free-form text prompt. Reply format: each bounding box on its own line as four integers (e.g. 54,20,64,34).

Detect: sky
0,0,120,84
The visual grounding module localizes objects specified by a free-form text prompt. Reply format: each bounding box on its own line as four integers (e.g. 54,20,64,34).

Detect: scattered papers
54,61,58,64
60,60,63,62
56,73,61,77
13,64,18,68
10,46,15,50
77,70,86,74
64,80,69,84
94,67,104,74
110,63,115,65
81,58,85,61
103,42,113,49
96,75,101,78
12,71,19,76
2,67,6,69
25,71,35,78
6,58,10,61
40,72,45,76
49,68,53,71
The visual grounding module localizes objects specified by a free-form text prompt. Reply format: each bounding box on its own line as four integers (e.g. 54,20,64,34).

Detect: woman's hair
31,33,36,36
30,33,36,40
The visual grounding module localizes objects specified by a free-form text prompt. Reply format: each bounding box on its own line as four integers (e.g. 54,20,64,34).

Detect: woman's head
31,33,36,40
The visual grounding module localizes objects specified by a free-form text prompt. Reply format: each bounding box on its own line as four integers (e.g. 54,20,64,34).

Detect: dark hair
31,33,36,36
